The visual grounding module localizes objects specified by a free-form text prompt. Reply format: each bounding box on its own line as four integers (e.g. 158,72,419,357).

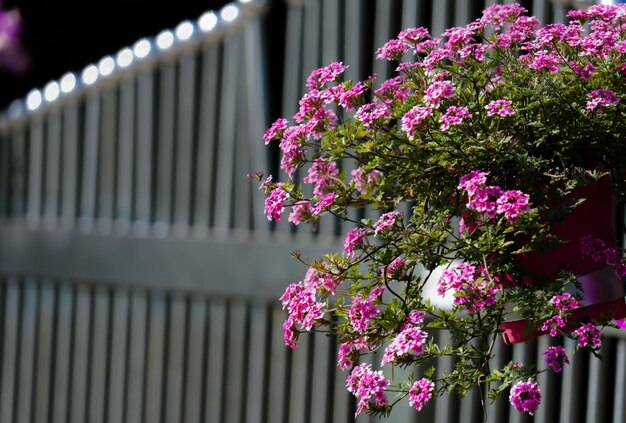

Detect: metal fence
0,0,625,422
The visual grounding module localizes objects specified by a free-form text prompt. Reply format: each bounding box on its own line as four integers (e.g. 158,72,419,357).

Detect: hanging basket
500,177,626,344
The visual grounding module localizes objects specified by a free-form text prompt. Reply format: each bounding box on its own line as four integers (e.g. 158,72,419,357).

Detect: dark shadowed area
0,0,234,109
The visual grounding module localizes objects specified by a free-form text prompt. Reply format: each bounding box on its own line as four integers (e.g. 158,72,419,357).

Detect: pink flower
355,103,390,128
343,227,366,257
398,27,430,44
381,325,428,365
283,317,298,349
306,61,348,90
509,379,541,415
496,190,530,222
280,124,310,177
337,338,370,370
383,256,407,280
406,310,425,326
438,263,477,295
480,3,528,31
264,185,288,222
586,89,619,112
544,346,569,373
581,235,626,277
375,76,410,105
408,378,435,411
303,266,342,293
570,61,595,80
574,323,602,348
335,81,368,110
311,192,337,215
401,105,433,139
376,38,410,61
424,80,455,108
303,158,339,196
351,167,382,194
541,315,566,337
580,235,606,260
280,282,325,333
549,293,580,312
294,89,333,123
346,364,389,416
288,201,313,225
349,296,380,333
438,262,499,313
525,50,560,72
263,118,288,144
468,186,504,218
439,106,472,130
373,211,403,236
458,171,489,197
485,99,515,117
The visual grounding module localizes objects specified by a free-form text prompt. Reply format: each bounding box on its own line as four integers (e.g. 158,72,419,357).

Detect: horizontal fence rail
0,0,624,423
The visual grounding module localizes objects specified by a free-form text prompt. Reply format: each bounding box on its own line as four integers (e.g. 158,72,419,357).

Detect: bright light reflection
26,90,42,111
44,81,60,102
176,21,194,40
156,30,174,49
221,4,239,22
199,11,218,32
82,65,99,85
117,48,134,67
98,56,115,76
133,39,151,58
60,73,76,93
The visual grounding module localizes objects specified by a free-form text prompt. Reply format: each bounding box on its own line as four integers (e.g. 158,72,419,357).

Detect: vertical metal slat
51,283,74,423
107,288,129,423
125,291,148,423
61,104,79,227
205,298,227,423
34,281,55,422
164,294,186,423
0,278,20,423
183,297,206,423
26,120,44,228
88,286,110,423
267,306,289,423
173,52,196,237
115,77,136,234
192,43,220,237
213,33,242,238
134,71,155,236
144,292,167,422
43,113,62,228
154,61,177,238
244,302,269,423
79,94,101,232
97,89,117,232
15,280,38,423
224,300,248,423
70,285,91,423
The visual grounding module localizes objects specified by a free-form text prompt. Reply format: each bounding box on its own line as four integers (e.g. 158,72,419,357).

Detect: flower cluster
437,262,500,313
581,235,626,277
544,346,570,373
381,311,427,365
509,379,542,415
346,364,389,416
574,323,602,348
257,2,626,418
408,378,435,411
459,171,530,223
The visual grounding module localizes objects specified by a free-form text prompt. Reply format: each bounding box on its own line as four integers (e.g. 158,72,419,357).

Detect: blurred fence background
0,0,625,422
